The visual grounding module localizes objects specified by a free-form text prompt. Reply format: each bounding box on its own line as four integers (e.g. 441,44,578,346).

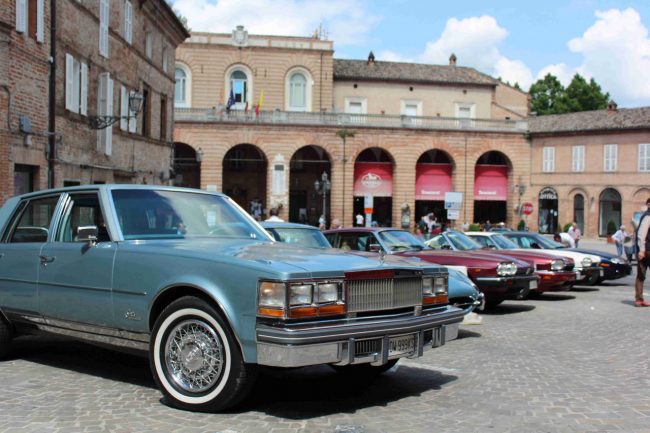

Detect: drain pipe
47,0,57,189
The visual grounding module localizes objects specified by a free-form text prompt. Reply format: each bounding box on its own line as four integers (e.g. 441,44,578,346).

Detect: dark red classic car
325,227,538,308
428,231,577,293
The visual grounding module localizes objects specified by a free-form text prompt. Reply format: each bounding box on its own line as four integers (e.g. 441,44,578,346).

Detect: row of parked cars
0,185,631,413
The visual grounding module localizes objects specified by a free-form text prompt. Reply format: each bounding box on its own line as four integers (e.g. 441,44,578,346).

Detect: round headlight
551,259,564,271
581,257,593,267
497,262,517,276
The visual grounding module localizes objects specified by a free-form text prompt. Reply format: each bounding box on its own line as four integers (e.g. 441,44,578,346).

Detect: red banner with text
474,165,508,201
415,164,452,201
353,162,393,197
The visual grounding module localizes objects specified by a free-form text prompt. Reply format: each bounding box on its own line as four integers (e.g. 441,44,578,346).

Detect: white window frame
97,73,114,155
65,53,88,116
99,0,110,57
119,86,137,133
603,144,617,172
174,63,191,108
344,97,367,114
400,100,422,117
572,145,585,172
455,102,476,119
224,64,253,110
639,143,650,172
16,0,27,33
145,32,153,59
284,67,313,112
542,146,555,173
123,0,132,45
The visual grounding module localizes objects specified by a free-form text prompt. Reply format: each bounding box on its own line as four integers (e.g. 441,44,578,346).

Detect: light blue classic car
0,185,464,412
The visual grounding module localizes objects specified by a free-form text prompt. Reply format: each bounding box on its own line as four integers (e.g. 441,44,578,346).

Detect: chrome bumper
256,306,464,368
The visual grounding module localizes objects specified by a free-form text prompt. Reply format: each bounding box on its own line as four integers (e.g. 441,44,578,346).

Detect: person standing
611,225,628,257
634,198,650,307
355,213,364,227
265,208,284,222
567,222,582,247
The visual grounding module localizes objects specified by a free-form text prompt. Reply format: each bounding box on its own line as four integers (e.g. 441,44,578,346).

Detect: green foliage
165,0,191,32
529,73,610,115
468,223,481,232
563,222,573,232
607,220,617,235
517,220,526,231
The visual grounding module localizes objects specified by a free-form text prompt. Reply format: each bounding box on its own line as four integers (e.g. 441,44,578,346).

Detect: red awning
415,164,452,201
474,165,508,201
354,162,393,197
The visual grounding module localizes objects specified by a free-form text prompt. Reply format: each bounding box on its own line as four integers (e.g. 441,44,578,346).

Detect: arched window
289,73,307,111
230,70,248,106
174,68,186,106
573,194,585,233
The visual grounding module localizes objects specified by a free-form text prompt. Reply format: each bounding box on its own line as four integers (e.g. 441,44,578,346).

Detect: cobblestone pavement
1,272,649,432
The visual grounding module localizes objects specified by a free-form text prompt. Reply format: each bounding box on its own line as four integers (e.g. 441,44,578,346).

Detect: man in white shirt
553,232,575,248
567,222,582,247
356,213,364,227
611,225,628,257
265,208,284,222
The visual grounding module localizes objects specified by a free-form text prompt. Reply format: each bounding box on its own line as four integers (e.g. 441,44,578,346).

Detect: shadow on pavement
234,364,456,418
457,329,482,339
481,304,535,315
532,293,576,301
7,335,155,389
599,281,630,287
570,287,600,292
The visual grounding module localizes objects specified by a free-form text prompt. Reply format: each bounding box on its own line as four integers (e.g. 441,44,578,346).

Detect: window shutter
120,86,128,130
105,76,114,155
16,0,27,33
65,54,74,110
128,91,137,133
99,0,109,57
97,73,107,152
124,0,132,44
80,62,88,115
36,0,44,42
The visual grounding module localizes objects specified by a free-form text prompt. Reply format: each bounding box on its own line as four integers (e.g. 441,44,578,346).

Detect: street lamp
88,91,144,130
336,129,355,225
314,171,331,226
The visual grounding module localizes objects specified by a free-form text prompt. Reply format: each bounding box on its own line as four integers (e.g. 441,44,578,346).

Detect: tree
529,73,565,115
529,73,610,115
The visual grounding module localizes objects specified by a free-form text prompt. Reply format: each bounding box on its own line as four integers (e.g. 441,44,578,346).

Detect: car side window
324,233,338,247
511,236,526,248
473,236,489,248
364,234,380,252
8,196,60,243
57,193,111,243
428,235,449,250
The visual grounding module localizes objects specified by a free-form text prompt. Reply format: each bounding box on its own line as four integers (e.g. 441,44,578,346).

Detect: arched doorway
173,142,201,189
353,148,394,227
573,193,585,233
289,145,331,225
474,151,510,225
599,188,621,236
538,187,558,234
222,144,267,220
415,149,453,227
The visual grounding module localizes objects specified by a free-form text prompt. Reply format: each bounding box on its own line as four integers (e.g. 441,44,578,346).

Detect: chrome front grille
347,277,422,313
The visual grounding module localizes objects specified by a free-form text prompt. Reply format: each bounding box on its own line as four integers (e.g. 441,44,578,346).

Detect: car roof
260,221,320,230
324,227,398,234
12,184,227,201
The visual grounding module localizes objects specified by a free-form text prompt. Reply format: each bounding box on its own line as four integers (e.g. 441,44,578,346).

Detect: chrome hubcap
165,319,224,393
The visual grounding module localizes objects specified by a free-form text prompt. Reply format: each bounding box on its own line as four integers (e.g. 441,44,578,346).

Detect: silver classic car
0,185,464,412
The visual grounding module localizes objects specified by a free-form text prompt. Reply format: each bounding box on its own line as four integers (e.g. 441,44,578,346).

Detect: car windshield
491,234,519,249
268,227,331,248
111,189,270,241
445,232,483,251
506,233,564,249
377,230,427,251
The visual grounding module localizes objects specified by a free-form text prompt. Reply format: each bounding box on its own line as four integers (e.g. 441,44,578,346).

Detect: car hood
448,268,479,299
398,249,530,268
512,248,600,266
489,249,566,264
568,248,618,260
120,238,439,279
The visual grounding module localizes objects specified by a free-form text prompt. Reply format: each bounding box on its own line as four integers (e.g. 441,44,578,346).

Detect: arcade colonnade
173,125,532,229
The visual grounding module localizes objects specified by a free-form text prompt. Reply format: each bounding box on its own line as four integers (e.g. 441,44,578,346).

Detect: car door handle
39,255,56,265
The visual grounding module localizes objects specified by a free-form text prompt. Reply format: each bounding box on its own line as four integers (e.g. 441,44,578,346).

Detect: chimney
449,53,457,66
367,51,375,65
607,100,618,111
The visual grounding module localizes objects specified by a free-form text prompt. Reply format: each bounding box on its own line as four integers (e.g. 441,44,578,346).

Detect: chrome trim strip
112,289,148,296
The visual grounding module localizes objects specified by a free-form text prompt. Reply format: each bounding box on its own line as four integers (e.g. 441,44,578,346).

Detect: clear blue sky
172,0,650,106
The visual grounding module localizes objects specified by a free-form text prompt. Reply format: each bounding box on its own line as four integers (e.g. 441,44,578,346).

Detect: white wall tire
149,297,257,412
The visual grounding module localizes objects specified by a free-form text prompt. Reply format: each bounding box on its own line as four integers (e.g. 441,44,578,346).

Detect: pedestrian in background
634,198,650,307
567,222,582,247
611,225,628,257
355,213,364,227
553,232,575,248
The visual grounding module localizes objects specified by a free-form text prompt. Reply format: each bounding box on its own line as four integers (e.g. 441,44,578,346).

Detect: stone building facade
173,28,532,229
0,0,189,201
529,105,650,238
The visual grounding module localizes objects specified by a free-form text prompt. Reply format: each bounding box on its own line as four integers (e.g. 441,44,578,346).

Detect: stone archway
173,142,200,189
415,149,454,227
223,144,267,220
473,151,511,225
353,147,394,227
599,188,621,236
289,145,332,225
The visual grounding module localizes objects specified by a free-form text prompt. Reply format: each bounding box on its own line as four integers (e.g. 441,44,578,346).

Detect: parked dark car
325,227,538,308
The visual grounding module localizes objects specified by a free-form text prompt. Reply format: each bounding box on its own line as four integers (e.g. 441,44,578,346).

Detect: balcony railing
175,108,528,133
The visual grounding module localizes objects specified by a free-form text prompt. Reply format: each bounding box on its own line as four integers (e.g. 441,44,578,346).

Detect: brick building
0,0,189,199
173,27,532,229
529,104,650,238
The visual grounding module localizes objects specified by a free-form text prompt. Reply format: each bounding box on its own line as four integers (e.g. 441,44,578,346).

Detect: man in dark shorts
635,198,650,307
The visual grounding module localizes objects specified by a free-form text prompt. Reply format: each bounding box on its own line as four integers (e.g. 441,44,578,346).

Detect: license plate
389,334,416,357
599,268,604,276
530,279,538,289
576,271,581,280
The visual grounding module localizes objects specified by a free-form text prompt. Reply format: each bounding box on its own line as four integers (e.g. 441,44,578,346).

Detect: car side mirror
77,225,98,246
368,244,382,253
